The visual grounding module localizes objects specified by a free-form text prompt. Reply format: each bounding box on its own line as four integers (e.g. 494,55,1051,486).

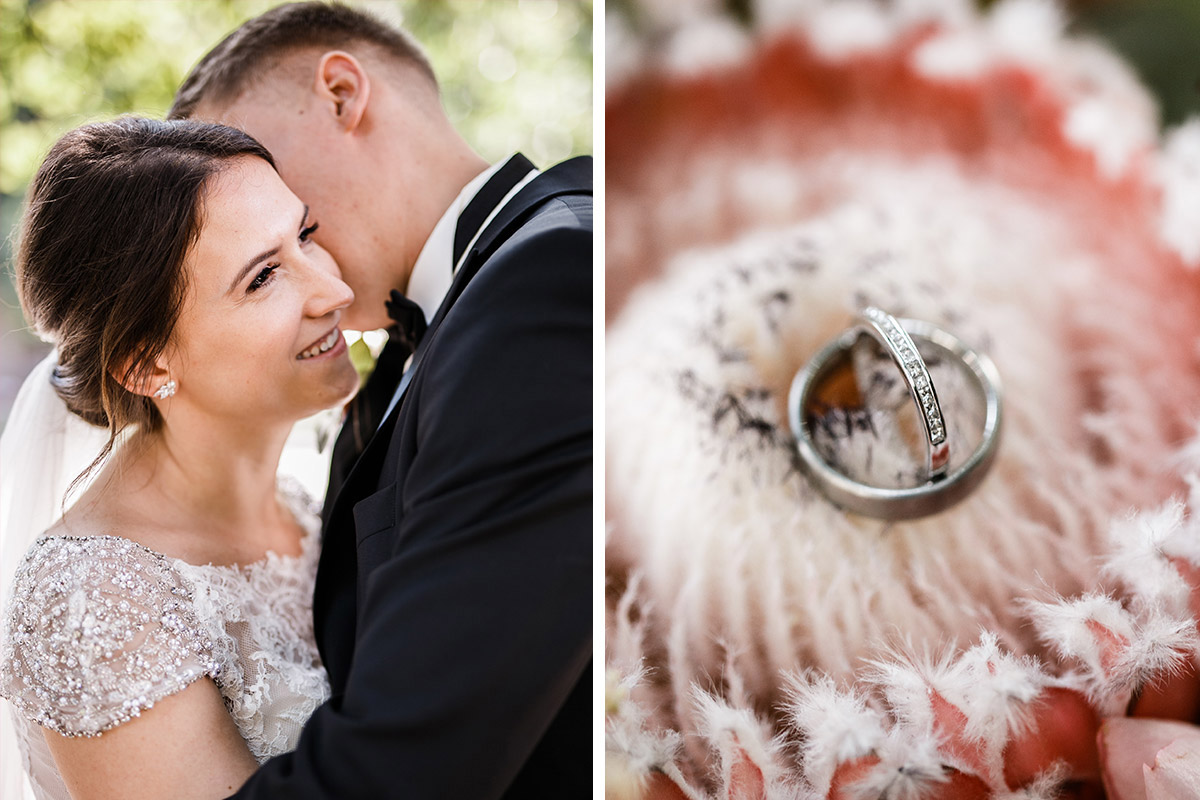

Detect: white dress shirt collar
404,155,539,324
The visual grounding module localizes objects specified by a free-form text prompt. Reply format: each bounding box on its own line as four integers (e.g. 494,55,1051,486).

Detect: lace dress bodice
0,485,329,800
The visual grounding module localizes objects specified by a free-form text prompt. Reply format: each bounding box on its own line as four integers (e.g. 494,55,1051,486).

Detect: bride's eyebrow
226,204,309,293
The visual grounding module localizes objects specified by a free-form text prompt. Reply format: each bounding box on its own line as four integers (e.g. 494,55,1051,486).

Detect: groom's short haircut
169,1,436,120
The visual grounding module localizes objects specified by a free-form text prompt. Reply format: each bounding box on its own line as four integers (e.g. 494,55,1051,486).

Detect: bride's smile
296,326,345,361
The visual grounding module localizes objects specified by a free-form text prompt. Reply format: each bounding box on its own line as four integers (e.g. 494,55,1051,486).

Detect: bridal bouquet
605,1,1200,797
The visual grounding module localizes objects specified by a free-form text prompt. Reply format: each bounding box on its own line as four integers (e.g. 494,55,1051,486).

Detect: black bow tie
385,290,428,351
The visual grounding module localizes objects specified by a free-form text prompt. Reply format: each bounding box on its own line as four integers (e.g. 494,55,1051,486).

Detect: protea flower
605,1,1200,798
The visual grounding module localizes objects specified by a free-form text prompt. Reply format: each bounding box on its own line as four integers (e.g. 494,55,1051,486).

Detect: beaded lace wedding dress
0,481,329,800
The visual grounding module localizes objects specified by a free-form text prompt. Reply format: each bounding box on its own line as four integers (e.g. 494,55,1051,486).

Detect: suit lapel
355,155,593,448
453,153,536,266
457,156,592,281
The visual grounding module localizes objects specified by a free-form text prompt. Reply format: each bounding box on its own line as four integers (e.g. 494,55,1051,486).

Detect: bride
0,117,360,799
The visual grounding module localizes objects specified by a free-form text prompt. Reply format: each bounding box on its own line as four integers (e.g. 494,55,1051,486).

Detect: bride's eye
247,263,279,293
299,222,319,243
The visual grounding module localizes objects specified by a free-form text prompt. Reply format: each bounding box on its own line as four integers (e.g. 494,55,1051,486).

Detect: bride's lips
296,326,346,361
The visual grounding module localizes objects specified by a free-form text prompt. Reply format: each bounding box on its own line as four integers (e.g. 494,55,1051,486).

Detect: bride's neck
118,412,294,533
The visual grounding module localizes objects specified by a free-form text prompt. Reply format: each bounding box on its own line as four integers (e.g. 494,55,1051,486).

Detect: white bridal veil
0,351,110,800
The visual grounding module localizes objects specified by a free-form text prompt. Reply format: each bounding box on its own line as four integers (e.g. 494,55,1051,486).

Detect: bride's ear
315,51,370,133
111,355,173,400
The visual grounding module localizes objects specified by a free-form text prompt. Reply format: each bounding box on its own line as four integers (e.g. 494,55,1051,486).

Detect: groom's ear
315,51,371,133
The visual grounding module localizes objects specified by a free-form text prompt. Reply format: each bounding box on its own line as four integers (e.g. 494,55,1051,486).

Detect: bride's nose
304,259,355,319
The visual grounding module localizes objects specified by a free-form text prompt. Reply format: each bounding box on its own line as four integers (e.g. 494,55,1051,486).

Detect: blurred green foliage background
1068,0,1200,129
0,0,592,423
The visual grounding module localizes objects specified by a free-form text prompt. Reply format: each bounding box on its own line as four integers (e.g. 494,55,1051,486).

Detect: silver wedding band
788,308,1002,520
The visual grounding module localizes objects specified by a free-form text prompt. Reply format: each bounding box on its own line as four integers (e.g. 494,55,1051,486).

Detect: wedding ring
788,308,1002,520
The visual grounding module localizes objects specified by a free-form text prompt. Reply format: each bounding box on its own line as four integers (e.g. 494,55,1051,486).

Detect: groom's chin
341,308,393,336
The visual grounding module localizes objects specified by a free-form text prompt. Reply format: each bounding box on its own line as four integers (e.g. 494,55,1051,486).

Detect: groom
169,3,591,797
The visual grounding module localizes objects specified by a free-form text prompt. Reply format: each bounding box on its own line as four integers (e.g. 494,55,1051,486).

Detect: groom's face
196,98,400,333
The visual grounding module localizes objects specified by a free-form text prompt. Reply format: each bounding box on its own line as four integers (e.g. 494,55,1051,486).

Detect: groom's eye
299,222,319,243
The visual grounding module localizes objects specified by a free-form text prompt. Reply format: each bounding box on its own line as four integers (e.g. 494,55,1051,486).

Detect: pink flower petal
1130,661,1200,723
1143,737,1200,800
1004,686,1101,788
1099,717,1200,800
725,738,766,800
643,772,695,800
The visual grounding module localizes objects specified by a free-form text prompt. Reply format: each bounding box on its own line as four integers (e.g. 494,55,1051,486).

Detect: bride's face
168,156,359,423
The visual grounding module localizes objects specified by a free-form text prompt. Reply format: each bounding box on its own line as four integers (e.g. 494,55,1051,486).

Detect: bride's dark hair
16,117,274,473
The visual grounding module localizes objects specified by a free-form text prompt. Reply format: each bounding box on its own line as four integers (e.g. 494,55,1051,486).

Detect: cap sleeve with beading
0,536,221,737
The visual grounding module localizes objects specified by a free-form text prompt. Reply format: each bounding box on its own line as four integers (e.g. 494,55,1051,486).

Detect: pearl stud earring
153,379,177,399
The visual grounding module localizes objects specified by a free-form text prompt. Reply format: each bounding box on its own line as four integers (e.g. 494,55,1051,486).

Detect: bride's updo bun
16,117,274,448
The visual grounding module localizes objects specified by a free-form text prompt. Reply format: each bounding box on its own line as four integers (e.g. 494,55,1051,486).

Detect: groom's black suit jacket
231,157,592,799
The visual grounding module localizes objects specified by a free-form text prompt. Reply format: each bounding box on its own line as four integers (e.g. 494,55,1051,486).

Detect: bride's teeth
298,329,339,360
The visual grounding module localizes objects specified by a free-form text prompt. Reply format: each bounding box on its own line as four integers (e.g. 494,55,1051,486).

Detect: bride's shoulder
16,526,175,580
1,530,219,737
6,529,202,652
16,516,172,583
